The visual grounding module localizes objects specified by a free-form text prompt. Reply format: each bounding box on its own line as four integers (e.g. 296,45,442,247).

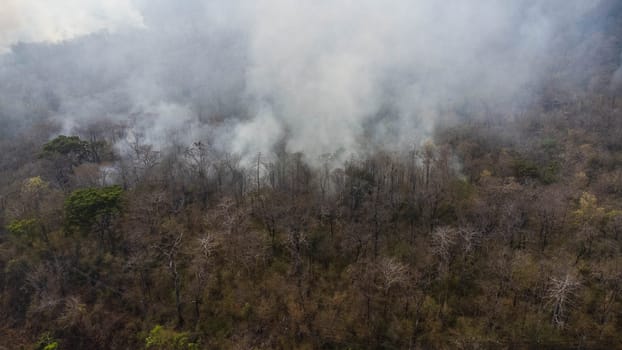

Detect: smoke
613,51,622,90
0,0,615,163
0,0,144,53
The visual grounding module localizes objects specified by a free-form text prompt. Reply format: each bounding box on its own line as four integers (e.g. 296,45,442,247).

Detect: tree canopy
41,135,90,162
64,185,124,234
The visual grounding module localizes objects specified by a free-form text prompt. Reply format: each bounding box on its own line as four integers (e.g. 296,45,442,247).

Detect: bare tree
377,257,408,294
545,272,581,329
155,230,185,327
431,226,457,271
121,131,161,187
458,226,481,257
190,233,219,326
184,141,212,206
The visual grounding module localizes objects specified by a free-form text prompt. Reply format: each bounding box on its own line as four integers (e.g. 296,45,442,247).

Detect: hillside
1,1,622,349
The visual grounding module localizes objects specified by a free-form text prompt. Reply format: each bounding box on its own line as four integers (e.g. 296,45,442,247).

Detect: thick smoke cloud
0,0,616,163
613,52,622,90
0,0,143,53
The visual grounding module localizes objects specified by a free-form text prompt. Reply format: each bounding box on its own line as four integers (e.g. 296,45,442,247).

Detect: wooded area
1,93,622,349
2,1,622,349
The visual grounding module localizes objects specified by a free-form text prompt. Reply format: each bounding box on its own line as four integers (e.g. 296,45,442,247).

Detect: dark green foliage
40,134,115,166
42,135,87,155
41,135,90,163
512,158,560,184
512,158,540,180
64,185,123,234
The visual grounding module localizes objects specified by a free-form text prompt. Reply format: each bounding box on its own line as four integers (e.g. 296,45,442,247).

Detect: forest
1,93,622,349
2,1,622,349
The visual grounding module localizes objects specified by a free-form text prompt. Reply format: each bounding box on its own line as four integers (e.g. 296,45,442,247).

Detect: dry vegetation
1,92,622,349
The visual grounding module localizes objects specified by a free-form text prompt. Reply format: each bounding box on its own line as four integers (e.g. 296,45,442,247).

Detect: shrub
145,325,199,350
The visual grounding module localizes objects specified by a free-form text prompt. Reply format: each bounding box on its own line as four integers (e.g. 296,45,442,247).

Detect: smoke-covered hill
1,1,622,349
1,0,620,161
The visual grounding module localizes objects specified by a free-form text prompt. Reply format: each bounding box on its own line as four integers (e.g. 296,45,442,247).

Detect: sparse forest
2,1,622,349
1,93,622,349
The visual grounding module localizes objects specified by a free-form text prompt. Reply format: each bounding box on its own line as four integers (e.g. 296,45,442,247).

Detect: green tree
145,325,199,350
64,186,124,249
41,135,91,165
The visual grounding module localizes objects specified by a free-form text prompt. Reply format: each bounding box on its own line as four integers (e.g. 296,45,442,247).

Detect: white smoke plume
0,0,144,53
0,0,617,163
